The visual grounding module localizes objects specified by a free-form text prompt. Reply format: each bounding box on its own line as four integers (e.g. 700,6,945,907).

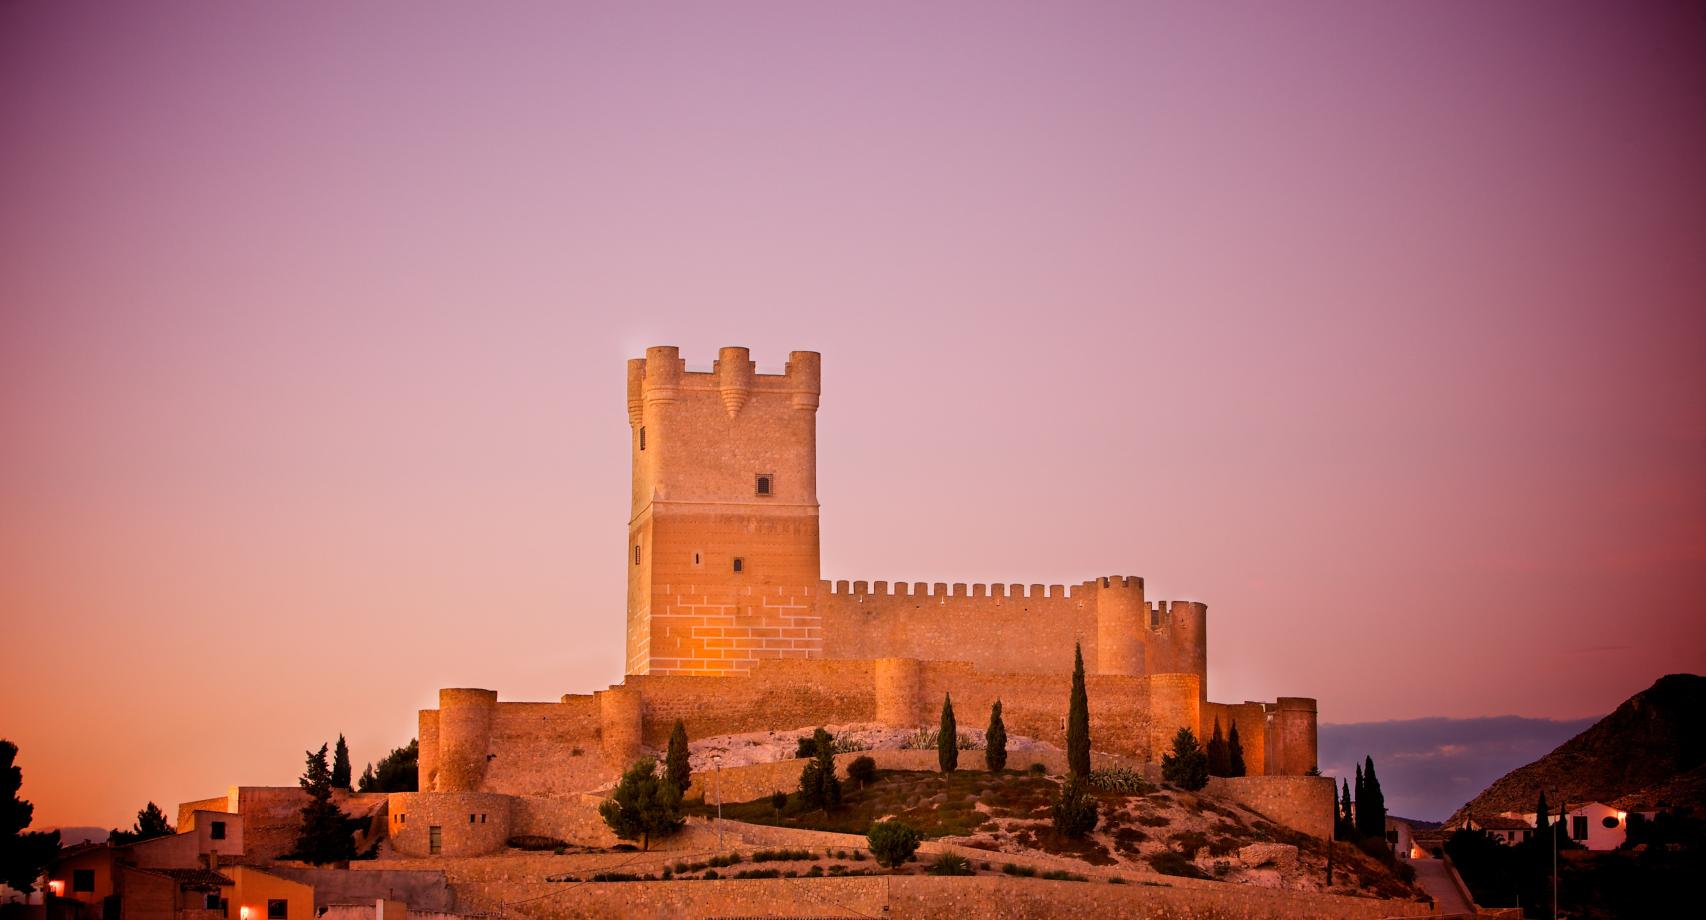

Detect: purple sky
2,1,1703,828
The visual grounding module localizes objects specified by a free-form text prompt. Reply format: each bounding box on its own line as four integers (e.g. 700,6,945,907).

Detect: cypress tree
985,700,1008,772
1338,778,1354,840
1160,727,1208,790
1535,789,1550,841
797,728,842,812
1359,756,1387,840
1353,763,1365,837
665,720,692,795
291,744,359,864
1207,719,1230,777
938,693,959,773
1066,643,1091,777
331,735,352,790
1227,722,1246,777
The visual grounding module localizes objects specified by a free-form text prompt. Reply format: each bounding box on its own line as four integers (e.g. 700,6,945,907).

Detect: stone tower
624,346,823,675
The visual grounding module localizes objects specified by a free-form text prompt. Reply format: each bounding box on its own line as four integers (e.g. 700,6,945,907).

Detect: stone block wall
387,792,511,858
1205,775,1336,841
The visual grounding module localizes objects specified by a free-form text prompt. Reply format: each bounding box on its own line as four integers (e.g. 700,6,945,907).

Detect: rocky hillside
1449,673,1704,823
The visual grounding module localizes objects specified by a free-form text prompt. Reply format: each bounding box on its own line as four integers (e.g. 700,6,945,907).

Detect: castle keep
399,347,1321,857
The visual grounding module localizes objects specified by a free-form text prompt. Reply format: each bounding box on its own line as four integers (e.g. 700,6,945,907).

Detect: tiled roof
150,868,234,889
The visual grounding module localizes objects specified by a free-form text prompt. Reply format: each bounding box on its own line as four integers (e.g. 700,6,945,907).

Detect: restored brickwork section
627,347,822,676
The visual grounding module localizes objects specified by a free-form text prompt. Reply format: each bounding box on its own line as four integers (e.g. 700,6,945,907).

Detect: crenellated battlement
627,345,821,422
823,579,1093,599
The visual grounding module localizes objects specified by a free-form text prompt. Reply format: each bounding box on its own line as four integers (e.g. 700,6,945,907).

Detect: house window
755,474,773,496
480,814,486,823
634,544,641,565
429,826,442,854
469,814,476,824
1571,816,1587,840
204,895,222,910
1602,815,1620,829
73,869,95,893
210,821,226,840
639,426,646,451
732,557,744,573
267,900,288,920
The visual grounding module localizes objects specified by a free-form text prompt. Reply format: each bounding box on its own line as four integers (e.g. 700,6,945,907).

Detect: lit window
267,900,288,920
755,474,773,496
733,557,744,573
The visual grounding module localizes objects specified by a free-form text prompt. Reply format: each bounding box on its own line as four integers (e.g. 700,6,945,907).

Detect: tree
938,693,958,773
108,802,175,845
357,740,418,793
867,820,920,868
291,744,360,864
1051,774,1098,838
985,700,1008,773
597,758,683,851
665,720,692,795
331,735,352,790
1337,778,1355,840
1160,727,1208,791
1,739,60,894
1353,763,1365,836
797,728,842,812
1535,789,1550,842
1226,722,1246,777
1066,643,1091,777
1357,756,1386,841
847,755,876,790
1206,719,1230,777
770,791,788,818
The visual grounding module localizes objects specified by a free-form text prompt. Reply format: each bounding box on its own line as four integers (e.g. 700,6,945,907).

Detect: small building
1520,801,1630,851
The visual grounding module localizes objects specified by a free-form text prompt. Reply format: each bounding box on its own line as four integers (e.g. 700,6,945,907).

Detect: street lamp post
711,753,724,851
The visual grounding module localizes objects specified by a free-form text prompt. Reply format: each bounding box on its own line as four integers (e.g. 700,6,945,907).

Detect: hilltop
1449,673,1705,823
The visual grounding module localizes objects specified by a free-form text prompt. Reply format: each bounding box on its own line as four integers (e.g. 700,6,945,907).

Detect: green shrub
1001,862,1038,877
1029,762,1048,775
1041,869,1088,882
1160,727,1209,791
1109,876,1127,884
867,820,922,868
847,755,877,788
928,853,973,876
1085,768,1154,795
706,852,742,868
701,869,718,880
507,835,568,850
1051,775,1098,838
752,848,814,862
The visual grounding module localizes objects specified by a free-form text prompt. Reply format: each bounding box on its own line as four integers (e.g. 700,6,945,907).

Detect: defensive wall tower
434,688,497,793
1145,600,1208,699
1265,696,1319,775
598,685,645,768
626,346,823,676
1093,575,1146,676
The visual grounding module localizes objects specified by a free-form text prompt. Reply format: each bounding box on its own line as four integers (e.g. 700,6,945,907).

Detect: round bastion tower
1094,575,1146,676
435,688,497,793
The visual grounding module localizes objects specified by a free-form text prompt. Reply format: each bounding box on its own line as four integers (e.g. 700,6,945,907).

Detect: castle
392,347,1320,857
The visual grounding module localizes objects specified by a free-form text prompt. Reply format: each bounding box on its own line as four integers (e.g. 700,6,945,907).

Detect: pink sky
2,2,1702,829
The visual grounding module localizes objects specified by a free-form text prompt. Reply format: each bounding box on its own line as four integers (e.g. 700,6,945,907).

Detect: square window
205,895,222,910
73,869,95,893
267,900,288,920
210,821,226,840
755,474,773,496
732,557,744,573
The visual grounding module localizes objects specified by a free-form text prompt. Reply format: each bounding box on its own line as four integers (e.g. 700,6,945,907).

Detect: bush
597,757,684,850
1029,762,1048,775
867,820,922,868
1160,727,1209,791
1041,869,1088,882
1001,862,1038,877
798,728,843,812
928,853,973,876
770,791,788,814
1051,775,1098,838
752,848,815,862
1085,768,1154,795
706,852,742,868
1169,830,1208,854
847,755,877,788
